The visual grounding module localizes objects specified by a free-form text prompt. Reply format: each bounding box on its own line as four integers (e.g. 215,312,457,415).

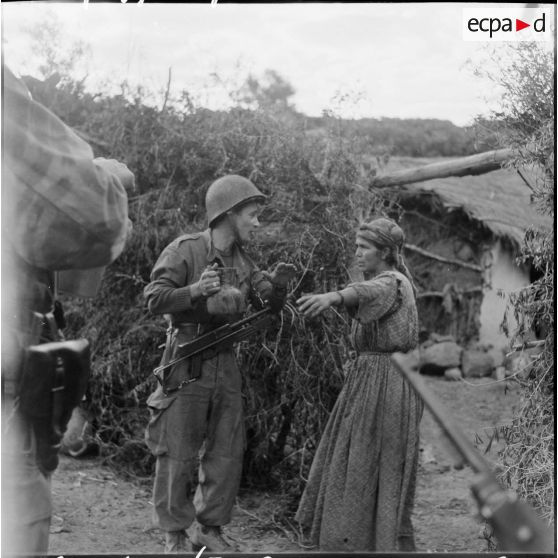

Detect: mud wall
480,239,530,351
399,196,487,345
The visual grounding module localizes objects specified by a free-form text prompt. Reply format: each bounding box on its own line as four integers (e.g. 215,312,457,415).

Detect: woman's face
355,237,386,274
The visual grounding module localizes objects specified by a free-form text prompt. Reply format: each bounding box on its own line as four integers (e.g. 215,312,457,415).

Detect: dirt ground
48,374,523,555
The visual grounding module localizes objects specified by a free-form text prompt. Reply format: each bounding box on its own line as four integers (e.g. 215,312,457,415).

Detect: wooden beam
405,243,483,272
371,148,514,189
417,287,483,299
510,339,545,352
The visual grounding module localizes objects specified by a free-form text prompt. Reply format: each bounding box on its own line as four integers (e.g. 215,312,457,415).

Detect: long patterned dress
295,270,423,551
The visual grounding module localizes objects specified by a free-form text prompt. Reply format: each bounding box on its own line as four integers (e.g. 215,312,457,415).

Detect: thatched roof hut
387,158,550,358
398,165,550,249
258,153,549,357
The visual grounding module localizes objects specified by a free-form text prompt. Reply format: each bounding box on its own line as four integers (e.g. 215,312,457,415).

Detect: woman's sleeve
345,273,400,323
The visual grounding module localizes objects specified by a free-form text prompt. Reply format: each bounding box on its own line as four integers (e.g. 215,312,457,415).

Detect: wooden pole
416,287,483,299
371,148,514,189
404,243,483,272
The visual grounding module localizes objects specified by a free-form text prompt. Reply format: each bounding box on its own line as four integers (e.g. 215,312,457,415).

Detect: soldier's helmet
206,175,267,226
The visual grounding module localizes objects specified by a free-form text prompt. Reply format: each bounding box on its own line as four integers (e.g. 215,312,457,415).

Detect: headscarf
357,217,417,295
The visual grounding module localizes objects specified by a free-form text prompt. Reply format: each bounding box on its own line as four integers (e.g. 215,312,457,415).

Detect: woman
295,217,423,551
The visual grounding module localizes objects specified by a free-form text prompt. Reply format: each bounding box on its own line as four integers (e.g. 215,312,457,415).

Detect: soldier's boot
190,522,240,552
164,530,192,553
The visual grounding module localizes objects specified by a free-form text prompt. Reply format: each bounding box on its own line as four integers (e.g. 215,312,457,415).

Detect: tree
23,11,91,84
18,12,93,121
238,69,296,111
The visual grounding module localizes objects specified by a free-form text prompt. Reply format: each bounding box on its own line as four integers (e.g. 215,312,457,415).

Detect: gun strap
162,374,200,396
51,356,66,440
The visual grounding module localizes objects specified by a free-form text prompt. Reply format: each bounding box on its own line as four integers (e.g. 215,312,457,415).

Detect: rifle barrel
391,352,555,553
391,352,492,474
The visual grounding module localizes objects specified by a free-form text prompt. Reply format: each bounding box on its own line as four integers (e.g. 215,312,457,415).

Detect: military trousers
145,348,245,531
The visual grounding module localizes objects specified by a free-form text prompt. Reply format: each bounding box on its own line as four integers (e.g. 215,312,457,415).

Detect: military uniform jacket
144,229,274,409
144,228,273,327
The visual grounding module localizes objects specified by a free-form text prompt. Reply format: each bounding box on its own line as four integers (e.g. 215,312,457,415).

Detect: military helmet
206,175,267,226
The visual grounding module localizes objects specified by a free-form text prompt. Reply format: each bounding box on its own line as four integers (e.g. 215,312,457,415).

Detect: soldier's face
230,202,262,243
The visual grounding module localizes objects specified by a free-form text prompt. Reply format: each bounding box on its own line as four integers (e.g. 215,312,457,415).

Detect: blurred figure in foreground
1,64,134,557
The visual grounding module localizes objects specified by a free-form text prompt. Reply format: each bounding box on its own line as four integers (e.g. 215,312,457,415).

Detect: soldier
144,175,295,553
1,64,133,557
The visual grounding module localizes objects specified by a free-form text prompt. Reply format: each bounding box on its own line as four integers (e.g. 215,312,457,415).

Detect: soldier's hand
271,262,297,287
94,157,136,192
197,264,221,297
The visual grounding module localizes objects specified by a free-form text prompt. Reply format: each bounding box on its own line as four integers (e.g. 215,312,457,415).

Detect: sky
1,2,555,126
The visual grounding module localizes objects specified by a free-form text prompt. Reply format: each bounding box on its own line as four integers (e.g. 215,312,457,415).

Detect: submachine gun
153,263,297,395
154,307,274,377
391,352,554,553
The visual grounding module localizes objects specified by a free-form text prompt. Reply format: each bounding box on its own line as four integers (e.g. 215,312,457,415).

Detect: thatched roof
388,157,552,248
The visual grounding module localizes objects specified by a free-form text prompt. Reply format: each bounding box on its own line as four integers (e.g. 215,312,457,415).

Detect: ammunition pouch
17,339,90,474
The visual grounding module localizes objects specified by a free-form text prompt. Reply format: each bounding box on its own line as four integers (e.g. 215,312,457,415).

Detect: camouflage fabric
2,64,133,385
2,65,130,271
296,271,423,551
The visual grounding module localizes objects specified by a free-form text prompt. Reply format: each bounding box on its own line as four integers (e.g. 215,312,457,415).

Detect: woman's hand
296,292,339,318
192,264,221,299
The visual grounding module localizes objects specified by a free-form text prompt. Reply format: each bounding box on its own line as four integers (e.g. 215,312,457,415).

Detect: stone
444,367,463,381
420,444,437,464
455,242,475,262
430,333,457,344
420,341,463,374
462,349,494,378
493,366,506,381
504,352,533,379
486,346,506,368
